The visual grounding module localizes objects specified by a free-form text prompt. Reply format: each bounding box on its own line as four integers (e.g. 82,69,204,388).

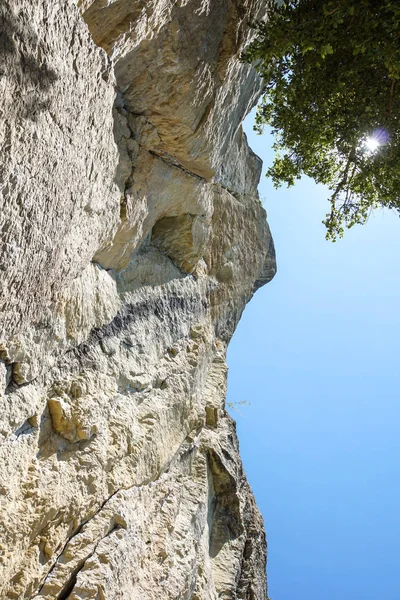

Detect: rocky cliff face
0,1,276,598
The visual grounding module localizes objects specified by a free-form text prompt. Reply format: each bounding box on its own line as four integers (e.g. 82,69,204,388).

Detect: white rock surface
0,0,120,342
0,1,276,598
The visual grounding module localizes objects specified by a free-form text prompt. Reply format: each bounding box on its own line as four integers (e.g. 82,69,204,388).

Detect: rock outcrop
0,1,276,598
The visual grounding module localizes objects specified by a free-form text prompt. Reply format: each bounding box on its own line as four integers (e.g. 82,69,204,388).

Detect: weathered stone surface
0,0,120,342
0,0,275,598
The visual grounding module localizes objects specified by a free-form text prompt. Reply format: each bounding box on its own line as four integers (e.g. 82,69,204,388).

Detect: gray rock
0,1,276,598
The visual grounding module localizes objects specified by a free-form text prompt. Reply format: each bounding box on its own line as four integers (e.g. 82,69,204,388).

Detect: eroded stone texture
0,0,120,342
0,0,275,598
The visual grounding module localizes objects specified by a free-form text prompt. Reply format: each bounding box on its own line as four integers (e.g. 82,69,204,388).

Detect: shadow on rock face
208,449,243,559
0,3,58,119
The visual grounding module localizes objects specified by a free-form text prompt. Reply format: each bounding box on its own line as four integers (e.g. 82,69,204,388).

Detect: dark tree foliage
242,0,400,240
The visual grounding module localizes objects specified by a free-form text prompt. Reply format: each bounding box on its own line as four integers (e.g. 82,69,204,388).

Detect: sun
364,136,380,153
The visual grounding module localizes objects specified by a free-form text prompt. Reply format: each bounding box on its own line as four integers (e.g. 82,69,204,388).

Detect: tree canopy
242,0,400,240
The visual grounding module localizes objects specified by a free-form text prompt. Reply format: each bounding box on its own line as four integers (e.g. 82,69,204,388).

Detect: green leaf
242,0,400,241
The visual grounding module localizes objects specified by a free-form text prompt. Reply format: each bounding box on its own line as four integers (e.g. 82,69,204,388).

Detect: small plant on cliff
242,0,400,240
226,399,251,415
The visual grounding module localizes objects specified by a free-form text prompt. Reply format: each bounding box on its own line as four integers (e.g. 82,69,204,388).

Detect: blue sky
226,110,400,600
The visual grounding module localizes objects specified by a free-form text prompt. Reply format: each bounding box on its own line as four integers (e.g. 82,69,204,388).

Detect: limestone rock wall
0,1,276,598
